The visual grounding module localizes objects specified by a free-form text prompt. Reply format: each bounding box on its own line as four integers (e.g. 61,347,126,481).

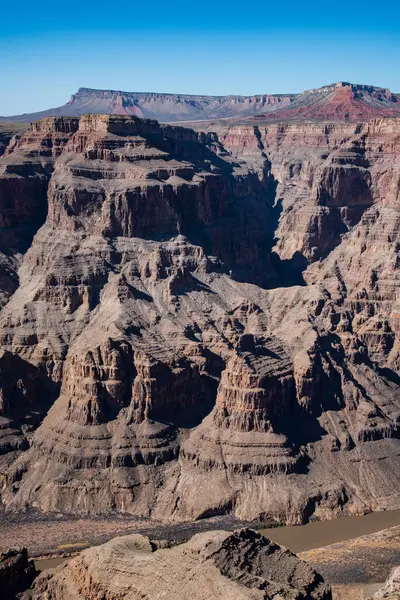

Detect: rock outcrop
0,123,26,157
0,113,399,523
24,529,331,600
370,566,400,599
0,547,36,600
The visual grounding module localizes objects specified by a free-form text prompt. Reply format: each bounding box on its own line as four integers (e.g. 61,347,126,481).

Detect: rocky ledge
23,529,331,600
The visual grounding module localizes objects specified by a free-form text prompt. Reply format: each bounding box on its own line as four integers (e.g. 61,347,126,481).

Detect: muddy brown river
35,507,400,571
261,507,400,553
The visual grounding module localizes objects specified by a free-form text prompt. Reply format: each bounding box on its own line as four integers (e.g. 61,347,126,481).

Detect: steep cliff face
219,120,400,264
0,117,79,306
0,114,399,523
0,123,27,157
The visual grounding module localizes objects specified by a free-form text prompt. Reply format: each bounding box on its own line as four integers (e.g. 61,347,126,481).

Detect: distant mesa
2,81,400,123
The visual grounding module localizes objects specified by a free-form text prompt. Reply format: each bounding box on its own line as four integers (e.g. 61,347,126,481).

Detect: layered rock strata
0,114,399,523
3,81,400,124
0,123,27,157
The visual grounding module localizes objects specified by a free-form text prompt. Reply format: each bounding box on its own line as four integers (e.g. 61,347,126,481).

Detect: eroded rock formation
23,529,331,600
0,113,399,523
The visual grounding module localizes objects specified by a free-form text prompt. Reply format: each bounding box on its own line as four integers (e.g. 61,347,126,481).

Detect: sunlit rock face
3,81,400,123
23,529,332,600
0,114,399,524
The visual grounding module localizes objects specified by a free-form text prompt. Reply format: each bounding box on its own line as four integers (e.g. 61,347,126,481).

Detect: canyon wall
0,114,399,523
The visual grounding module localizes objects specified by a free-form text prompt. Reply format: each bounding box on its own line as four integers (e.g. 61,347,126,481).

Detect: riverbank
3,507,399,562
301,524,400,584
0,511,257,561
3,507,400,591
33,518,400,600
36,521,400,599
300,524,400,599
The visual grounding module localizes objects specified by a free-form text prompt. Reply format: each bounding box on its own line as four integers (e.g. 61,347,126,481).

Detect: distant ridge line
2,81,400,123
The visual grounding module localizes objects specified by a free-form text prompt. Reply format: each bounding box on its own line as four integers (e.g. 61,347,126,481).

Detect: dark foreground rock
23,528,331,600
0,548,36,599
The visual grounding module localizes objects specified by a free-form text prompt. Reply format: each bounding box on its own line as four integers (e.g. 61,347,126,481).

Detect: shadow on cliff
151,350,225,429
0,173,51,257
260,197,307,288
151,377,219,429
279,330,400,454
0,351,61,443
181,182,307,290
270,332,362,462
110,130,310,290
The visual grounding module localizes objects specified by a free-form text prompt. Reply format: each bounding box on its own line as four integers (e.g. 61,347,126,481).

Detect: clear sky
1,0,400,116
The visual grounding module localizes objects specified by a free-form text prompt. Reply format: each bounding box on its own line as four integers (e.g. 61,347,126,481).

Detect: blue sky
1,0,400,116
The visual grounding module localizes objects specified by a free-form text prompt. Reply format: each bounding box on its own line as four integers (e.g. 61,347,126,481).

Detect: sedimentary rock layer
0,123,26,156
2,81,400,123
0,114,399,523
